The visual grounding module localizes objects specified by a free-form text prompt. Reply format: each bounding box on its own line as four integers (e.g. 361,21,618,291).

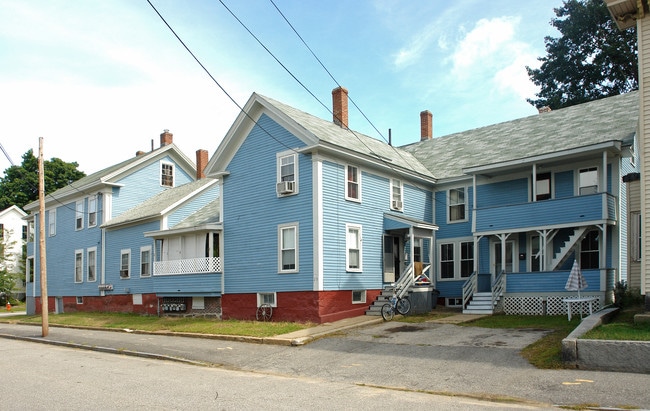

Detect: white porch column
532,163,537,202
602,151,608,194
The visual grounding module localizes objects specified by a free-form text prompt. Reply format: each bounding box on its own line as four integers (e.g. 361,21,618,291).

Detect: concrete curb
562,307,650,373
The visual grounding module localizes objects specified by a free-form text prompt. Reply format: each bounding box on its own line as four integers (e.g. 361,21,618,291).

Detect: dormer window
161,162,174,187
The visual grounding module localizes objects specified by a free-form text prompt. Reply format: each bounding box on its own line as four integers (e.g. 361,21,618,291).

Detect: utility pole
38,137,48,337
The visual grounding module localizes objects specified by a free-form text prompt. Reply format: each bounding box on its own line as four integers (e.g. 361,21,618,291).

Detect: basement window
352,290,366,304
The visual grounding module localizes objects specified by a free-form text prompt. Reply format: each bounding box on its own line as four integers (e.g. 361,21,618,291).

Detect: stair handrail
462,271,477,309
393,262,415,299
491,270,506,309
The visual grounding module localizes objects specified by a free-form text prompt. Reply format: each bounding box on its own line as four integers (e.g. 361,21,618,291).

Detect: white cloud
450,16,519,74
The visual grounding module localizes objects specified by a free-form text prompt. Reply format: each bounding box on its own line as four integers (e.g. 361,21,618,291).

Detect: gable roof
101,178,217,229
0,205,27,219
24,143,196,212
402,91,638,180
206,93,436,183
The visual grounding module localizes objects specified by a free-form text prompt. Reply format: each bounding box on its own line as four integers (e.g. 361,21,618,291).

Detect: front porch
462,269,613,316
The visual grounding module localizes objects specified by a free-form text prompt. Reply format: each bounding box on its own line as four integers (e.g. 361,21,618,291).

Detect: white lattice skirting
503,295,602,316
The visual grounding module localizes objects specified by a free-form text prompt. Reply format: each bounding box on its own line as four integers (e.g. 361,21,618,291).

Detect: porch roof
383,213,438,232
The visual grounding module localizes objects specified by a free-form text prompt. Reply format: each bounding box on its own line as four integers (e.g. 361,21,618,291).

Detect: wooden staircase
463,292,495,314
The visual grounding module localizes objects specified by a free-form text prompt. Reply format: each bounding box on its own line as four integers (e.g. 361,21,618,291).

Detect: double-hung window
390,179,403,211
535,173,552,201
74,250,83,283
579,167,598,195
140,246,151,277
346,165,360,201
161,162,174,187
580,230,599,269
277,153,297,195
120,249,131,279
631,211,642,262
346,224,362,271
439,240,474,280
88,196,97,227
87,248,97,282
48,209,56,237
278,224,298,273
448,188,466,222
75,200,84,230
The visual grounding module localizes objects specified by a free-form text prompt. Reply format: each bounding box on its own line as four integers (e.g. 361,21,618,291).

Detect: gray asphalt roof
402,91,638,179
102,178,217,228
258,94,435,179
173,199,221,229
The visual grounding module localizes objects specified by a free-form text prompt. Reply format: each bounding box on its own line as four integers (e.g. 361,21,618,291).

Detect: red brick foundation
222,290,382,323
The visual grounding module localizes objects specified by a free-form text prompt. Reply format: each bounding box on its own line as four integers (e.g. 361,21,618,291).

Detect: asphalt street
1,318,649,409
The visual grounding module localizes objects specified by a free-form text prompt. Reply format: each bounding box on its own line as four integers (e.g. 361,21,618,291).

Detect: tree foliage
527,0,638,109
0,149,86,210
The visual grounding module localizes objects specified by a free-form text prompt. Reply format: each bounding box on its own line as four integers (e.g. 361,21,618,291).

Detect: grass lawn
582,305,650,341
0,312,312,338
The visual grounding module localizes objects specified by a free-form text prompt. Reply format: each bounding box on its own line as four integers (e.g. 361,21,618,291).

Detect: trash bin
431,289,440,309
408,286,432,314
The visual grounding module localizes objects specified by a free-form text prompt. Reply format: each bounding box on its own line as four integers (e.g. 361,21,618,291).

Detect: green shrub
614,281,644,308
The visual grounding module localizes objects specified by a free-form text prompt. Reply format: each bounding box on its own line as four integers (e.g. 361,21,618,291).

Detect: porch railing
153,257,221,276
393,263,414,299
462,272,478,309
491,270,506,310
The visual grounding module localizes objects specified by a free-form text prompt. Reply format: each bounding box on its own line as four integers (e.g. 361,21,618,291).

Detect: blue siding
168,184,219,227
555,171,573,198
507,269,601,293
222,114,314,294
104,220,158,295
112,156,194,218
434,187,473,239
154,273,222,295
477,178,528,207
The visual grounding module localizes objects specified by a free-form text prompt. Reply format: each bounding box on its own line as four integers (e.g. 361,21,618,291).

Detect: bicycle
381,294,411,321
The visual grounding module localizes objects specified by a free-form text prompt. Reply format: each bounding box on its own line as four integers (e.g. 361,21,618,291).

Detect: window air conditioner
277,181,295,195
119,270,129,278
392,200,403,210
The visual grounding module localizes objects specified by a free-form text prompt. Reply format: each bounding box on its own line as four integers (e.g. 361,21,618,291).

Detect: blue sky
0,0,564,174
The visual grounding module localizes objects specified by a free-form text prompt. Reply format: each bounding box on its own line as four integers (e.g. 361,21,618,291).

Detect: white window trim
75,200,84,231
447,187,468,224
346,223,363,272
345,164,361,202
276,151,298,196
88,196,97,228
76,296,83,305
140,246,152,277
577,166,599,195
352,290,366,304
74,249,84,283
160,160,175,187
437,238,474,281
48,209,56,237
390,178,403,211
278,223,299,273
257,292,277,308
120,249,131,279
87,247,97,282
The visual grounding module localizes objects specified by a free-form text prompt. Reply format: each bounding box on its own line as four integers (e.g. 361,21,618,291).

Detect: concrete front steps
366,288,395,316
463,292,495,315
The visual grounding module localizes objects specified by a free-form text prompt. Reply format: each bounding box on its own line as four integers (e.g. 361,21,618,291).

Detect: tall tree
0,149,86,210
527,0,638,109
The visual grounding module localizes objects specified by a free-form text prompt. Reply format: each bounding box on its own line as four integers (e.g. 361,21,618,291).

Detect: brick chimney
196,149,208,179
160,129,173,147
420,110,433,141
332,86,348,128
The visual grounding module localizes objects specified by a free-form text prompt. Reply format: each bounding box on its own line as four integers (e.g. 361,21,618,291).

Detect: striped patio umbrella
565,260,588,297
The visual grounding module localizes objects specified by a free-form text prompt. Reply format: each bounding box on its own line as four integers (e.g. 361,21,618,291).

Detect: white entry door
492,240,516,275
